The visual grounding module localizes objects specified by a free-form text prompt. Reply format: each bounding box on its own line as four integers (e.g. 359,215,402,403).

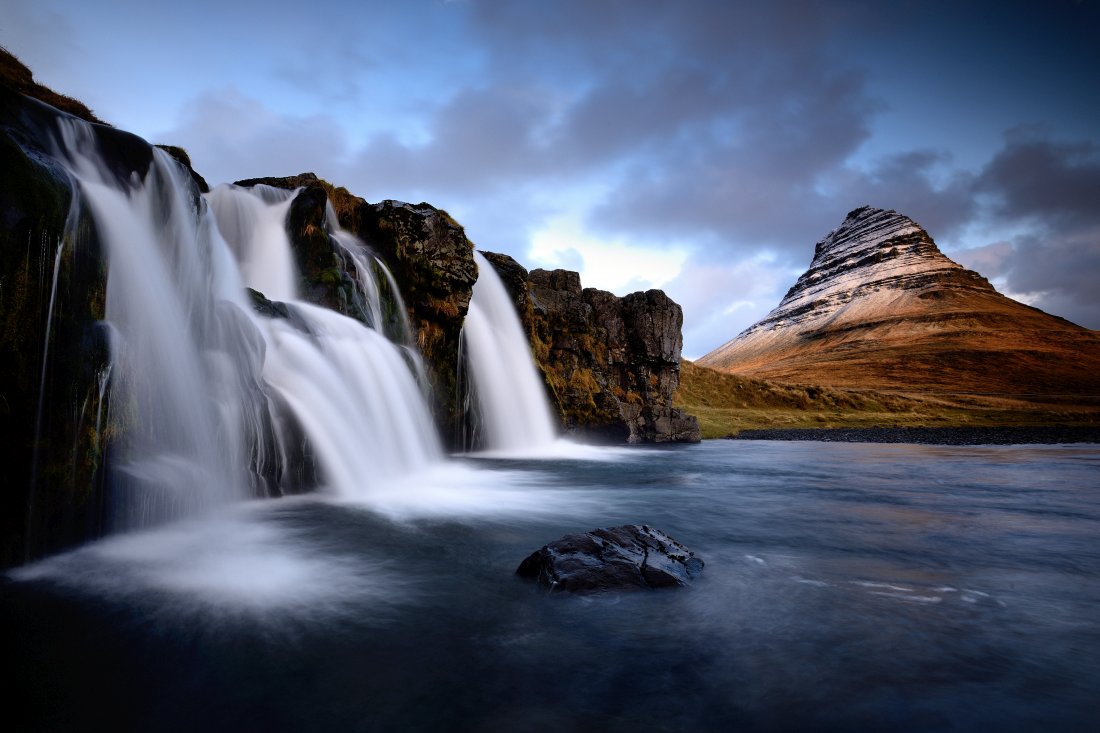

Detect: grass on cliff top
675,360,1100,439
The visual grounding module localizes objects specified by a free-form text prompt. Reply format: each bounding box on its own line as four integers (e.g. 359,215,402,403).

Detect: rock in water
517,525,704,594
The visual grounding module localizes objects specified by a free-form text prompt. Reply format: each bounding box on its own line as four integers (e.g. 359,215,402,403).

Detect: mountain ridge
698,206,1100,399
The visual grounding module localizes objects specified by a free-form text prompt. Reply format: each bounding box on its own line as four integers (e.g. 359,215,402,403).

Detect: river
4,440,1099,732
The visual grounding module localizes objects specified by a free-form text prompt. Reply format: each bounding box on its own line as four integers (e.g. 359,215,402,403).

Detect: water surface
5,441,1099,732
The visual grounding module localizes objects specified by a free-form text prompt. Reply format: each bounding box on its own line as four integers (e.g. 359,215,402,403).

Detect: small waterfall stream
461,250,558,452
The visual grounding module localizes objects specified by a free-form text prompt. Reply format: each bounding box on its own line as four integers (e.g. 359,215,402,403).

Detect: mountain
698,206,1100,399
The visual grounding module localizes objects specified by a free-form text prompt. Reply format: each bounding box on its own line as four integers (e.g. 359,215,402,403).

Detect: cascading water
461,250,558,452
207,184,442,497
46,117,442,532
206,183,298,301
54,120,267,529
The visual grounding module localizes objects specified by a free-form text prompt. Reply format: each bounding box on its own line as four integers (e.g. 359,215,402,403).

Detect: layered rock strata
700,206,1100,397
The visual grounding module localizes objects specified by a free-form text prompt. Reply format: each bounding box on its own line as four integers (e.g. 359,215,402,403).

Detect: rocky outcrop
517,524,704,594
236,176,375,323
235,174,478,441
699,206,1100,398
0,50,699,570
238,176,696,445
0,80,116,566
358,200,478,437
482,252,700,443
156,145,209,193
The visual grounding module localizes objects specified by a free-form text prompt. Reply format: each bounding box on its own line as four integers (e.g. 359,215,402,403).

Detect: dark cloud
975,229,1100,330
351,85,553,195
977,127,1100,227
581,61,880,256
828,150,978,243
154,0,1098,339
953,130,1100,329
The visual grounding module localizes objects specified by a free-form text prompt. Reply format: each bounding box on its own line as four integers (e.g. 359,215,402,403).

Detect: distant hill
697,206,1100,401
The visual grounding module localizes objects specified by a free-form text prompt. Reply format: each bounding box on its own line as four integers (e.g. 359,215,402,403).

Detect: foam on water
333,461,607,521
9,503,414,620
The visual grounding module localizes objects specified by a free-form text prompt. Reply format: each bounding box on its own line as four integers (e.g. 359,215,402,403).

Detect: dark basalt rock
480,252,701,444
0,83,113,566
156,145,209,193
232,175,478,448
517,524,704,594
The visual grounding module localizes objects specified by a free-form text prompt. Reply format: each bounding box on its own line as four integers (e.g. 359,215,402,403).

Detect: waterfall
45,118,441,532
461,251,558,452
206,183,298,301
207,184,442,498
53,120,274,529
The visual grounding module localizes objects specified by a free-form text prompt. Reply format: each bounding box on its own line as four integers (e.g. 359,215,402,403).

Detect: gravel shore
726,426,1100,445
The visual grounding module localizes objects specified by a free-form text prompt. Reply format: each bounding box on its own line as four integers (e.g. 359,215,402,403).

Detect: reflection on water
4,441,1099,732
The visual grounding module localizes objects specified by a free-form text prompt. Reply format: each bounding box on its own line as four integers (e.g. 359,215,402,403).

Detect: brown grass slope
675,360,1100,439
0,47,105,124
711,288,1100,397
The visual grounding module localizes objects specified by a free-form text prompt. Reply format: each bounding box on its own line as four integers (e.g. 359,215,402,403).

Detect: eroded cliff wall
482,252,700,443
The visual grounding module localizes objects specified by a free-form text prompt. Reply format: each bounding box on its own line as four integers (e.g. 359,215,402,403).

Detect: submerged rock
517,524,704,594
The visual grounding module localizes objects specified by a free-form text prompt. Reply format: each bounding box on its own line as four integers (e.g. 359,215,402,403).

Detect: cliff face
0,83,126,564
358,199,478,439
0,55,700,567
237,175,698,446
699,206,1100,397
234,174,478,441
482,252,701,443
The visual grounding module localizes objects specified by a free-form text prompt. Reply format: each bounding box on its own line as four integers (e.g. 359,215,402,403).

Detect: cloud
664,253,797,359
977,126,1100,227
159,89,350,185
148,0,1098,338
351,85,554,196
823,150,979,243
958,130,1100,329
951,241,1015,280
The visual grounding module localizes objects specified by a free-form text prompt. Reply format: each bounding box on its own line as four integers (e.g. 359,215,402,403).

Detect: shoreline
724,426,1100,445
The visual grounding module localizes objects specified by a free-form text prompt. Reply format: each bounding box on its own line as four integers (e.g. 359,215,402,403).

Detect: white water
462,250,558,452
207,184,298,301
206,184,443,499
259,302,442,496
55,121,267,529
47,119,443,530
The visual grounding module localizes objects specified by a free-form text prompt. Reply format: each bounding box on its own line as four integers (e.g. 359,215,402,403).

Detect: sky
3,0,1098,358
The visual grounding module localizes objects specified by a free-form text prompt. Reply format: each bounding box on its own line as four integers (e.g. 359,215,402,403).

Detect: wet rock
234,177,479,447
359,200,478,442
517,524,704,594
155,145,209,193
246,287,291,320
0,83,114,566
480,253,701,444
